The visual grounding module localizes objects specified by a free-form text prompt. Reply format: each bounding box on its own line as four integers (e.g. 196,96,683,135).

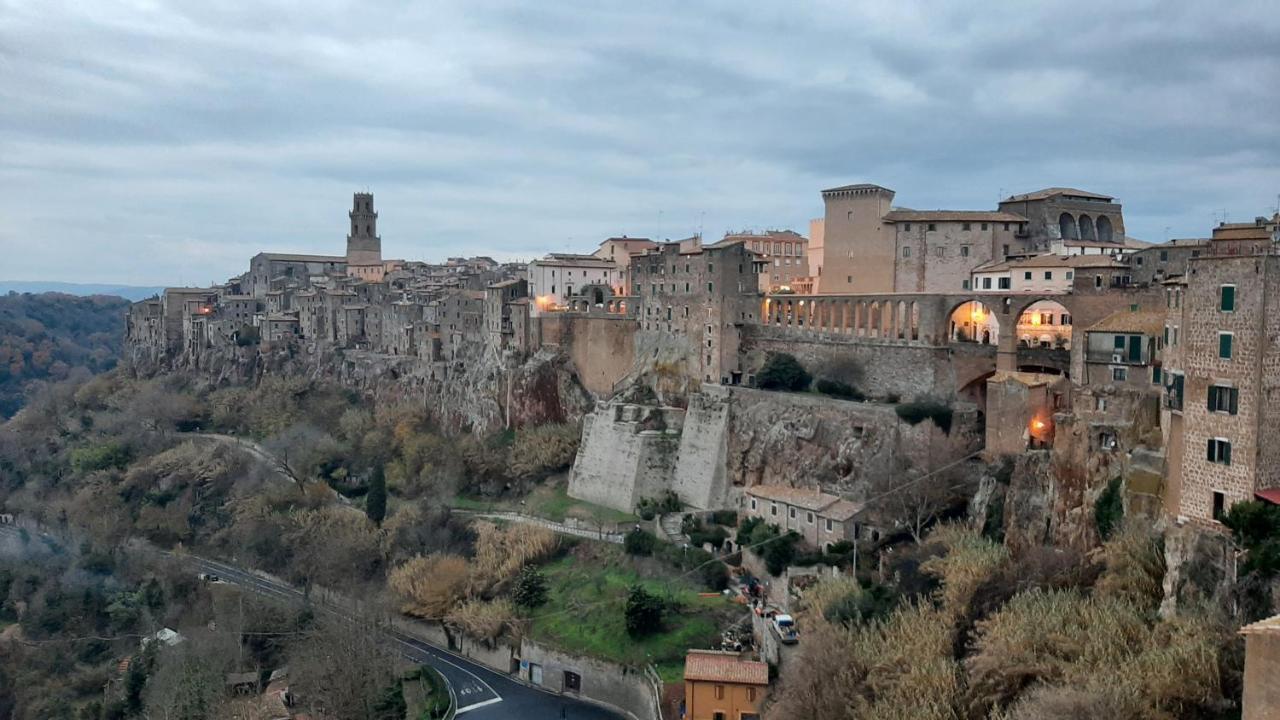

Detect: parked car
772,613,798,644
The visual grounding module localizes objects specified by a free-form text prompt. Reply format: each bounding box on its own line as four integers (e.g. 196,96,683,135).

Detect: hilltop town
109,185,1280,716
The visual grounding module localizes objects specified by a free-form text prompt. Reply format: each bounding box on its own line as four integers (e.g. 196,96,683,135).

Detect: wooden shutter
1230,388,1239,415
1207,439,1215,462
1224,442,1232,465
1208,386,1217,411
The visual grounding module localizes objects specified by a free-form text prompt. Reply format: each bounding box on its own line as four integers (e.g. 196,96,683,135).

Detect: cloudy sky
2,0,1278,285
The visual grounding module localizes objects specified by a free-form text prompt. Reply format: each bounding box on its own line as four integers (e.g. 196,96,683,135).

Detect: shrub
688,525,729,550
636,491,682,518
365,465,387,526
1093,477,1124,541
710,510,738,527
70,442,132,474
815,378,865,401
895,399,954,434
736,516,765,546
235,324,260,346
624,528,657,556
824,584,897,627
757,353,811,392
624,585,664,638
701,561,730,591
512,566,549,609
505,423,581,481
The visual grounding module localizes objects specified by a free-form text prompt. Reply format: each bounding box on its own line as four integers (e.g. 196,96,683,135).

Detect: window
962,222,971,231
981,223,989,230
903,247,912,258
747,688,757,702
982,277,992,289
1212,491,1226,521
904,223,912,230
807,512,814,524
1100,432,1117,450
1219,332,1233,359
789,507,796,519
1169,372,1185,411
770,503,777,516
707,283,713,293
998,277,1011,290
1220,285,1236,312
1003,223,1010,231
961,245,970,257
962,279,971,290
1024,271,1032,280
1208,385,1239,414
1044,271,1053,280
1062,314,1071,325
1113,367,1128,381
750,498,757,510
825,518,833,532
1160,250,1169,261
934,246,944,258
928,223,937,231
1207,438,1231,465
714,685,725,700
1152,365,1162,384
1095,275,1103,289
1066,271,1073,280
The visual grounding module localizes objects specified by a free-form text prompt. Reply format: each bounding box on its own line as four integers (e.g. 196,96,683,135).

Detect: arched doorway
1078,215,1096,240
949,300,998,345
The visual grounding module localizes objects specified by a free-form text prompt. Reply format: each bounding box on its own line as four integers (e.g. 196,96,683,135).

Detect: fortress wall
539,315,638,396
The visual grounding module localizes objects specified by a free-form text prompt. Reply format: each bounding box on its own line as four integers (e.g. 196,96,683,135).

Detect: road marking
456,697,504,714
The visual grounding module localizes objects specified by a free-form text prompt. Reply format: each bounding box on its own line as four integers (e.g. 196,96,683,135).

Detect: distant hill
0,293,131,419
0,281,163,302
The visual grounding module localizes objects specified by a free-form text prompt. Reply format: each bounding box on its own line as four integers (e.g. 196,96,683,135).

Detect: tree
389,554,470,618
366,465,387,526
512,566,549,609
291,615,400,720
756,353,811,392
624,528,657,556
624,585,664,638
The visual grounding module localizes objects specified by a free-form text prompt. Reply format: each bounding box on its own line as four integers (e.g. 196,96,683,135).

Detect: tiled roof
1086,310,1165,336
1004,187,1113,202
746,485,840,512
824,499,862,521
683,650,769,685
883,210,1027,223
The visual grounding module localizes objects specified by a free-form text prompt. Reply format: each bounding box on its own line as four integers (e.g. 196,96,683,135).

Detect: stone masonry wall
567,404,684,512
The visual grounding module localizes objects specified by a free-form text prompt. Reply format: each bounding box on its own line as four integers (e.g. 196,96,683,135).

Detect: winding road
0,523,626,720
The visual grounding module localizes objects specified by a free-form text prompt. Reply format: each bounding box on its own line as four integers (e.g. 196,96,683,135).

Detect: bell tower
346,192,382,266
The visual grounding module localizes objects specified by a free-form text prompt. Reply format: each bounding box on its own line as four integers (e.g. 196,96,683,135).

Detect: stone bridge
757,287,1159,378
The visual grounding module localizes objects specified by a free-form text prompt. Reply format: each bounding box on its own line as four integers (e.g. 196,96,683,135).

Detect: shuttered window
1208,385,1239,414
1220,285,1235,312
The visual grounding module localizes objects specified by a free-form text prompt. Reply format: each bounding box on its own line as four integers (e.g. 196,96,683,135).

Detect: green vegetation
366,464,387,526
624,527,658,556
512,566,549,609
624,585,664,638
453,478,638,525
736,517,800,575
1093,476,1124,541
895,398,954,434
1222,500,1280,620
756,352,812,392
527,546,733,675
814,378,865,400
0,292,130,419
636,490,682,521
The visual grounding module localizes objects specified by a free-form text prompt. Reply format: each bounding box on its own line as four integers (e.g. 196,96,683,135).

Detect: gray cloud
0,0,1277,284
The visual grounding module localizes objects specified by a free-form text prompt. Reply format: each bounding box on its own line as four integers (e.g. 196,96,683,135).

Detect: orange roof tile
684,650,769,685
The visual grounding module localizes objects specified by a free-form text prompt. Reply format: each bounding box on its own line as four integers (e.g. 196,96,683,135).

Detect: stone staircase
657,512,688,544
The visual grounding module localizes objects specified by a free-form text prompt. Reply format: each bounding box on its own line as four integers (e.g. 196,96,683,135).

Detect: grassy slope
454,477,639,525
527,545,737,682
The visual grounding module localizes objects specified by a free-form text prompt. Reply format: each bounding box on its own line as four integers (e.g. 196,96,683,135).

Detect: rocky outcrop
126,340,593,436
1160,523,1235,619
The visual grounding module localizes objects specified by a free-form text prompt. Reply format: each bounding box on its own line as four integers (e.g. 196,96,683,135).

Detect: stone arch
1096,215,1114,242
594,288,605,305
1059,213,1079,240
1078,214,1096,241
948,299,998,344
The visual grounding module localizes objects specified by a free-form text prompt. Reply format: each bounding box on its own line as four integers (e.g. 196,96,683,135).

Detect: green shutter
1208,386,1217,411
1221,285,1235,311
1128,335,1142,363
1230,388,1239,415
1207,439,1215,462
1224,442,1232,465
1220,334,1232,358
1114,335,1126,350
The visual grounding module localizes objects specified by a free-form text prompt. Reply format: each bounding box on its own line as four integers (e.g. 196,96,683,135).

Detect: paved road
0,524,627,720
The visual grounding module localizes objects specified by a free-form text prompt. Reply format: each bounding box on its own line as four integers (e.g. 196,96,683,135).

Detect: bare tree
289,614,400,719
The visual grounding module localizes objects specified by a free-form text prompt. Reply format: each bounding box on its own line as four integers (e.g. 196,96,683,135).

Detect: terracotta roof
1086,310,1165,336
1240,613,1280,637
1004,187,1114,202
972,254,1126,272
823,499,862,521
746,485,840,511
1256,488,1280,505
883,210,1027,223
683,650,769,685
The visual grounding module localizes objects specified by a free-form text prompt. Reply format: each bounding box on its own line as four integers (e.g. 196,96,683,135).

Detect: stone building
888,210,1029,292
1241,613,1280,720
1081,310,1164,390
1128,238,1209,285
527,253,619,316
996,187,1126,249
721,229,808,293
593,236,657,295
1164,252,1280,523
633,237,765,385
743,485,863,549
